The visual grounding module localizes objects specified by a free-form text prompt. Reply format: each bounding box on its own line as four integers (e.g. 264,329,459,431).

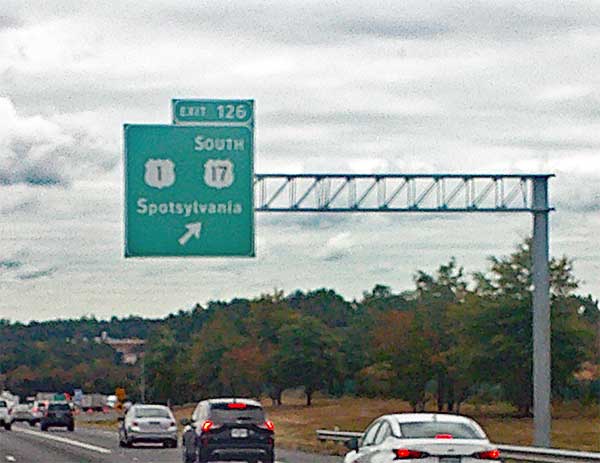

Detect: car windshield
399,421,484,439
49,403,71,411
209,403,265,423
134,407,170,418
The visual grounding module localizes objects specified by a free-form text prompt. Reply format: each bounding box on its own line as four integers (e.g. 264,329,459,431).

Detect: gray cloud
0,14,22,30
16,267,57,281
337,19,451,40
0,197,38,214
0,259,23,270
0,0,599,320
495,139,600,152
0,98,118,187
323,252,347,262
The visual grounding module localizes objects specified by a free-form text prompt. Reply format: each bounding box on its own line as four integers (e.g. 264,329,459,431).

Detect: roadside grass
85,394,600,454
249,395,600,454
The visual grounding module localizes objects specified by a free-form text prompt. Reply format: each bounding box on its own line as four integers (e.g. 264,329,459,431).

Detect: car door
352,421,382,463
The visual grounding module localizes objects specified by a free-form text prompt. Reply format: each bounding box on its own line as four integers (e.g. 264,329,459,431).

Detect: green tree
413,259,467,411
145,326,180,403
452,240,591,415
272,315,341,406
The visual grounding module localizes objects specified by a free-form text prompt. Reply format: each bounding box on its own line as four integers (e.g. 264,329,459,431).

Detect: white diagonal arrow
178,222,202,246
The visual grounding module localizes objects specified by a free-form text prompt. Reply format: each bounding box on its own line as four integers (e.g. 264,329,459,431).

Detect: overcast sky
1,0,599,322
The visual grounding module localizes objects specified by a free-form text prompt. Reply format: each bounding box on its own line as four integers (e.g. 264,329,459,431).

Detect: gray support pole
532,177,551,447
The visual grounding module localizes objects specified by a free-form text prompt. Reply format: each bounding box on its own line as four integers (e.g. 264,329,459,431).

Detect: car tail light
201,420,214,432
435,433,453,439
261,420,275,431
394,449,428,459
473,449,501,460
32,407,38,413
227,402,247,409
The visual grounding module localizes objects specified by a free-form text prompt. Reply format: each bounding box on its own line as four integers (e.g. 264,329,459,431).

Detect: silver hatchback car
119,404,178,448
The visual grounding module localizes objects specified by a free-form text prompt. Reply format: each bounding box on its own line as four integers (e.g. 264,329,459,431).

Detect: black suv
41,402,74,432
182,398,274,463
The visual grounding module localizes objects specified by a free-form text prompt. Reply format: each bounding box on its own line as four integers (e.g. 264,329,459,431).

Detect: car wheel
68,424,75,432
4,422,11,431
41,424,48,431
29,420,36,427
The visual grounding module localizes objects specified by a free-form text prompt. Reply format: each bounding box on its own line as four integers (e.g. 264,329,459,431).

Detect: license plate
440,458,461,463
231,428,248,438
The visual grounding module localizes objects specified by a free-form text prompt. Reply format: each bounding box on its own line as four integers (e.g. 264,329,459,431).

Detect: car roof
207,398,262,408
384,413,478,424
132,404,170,409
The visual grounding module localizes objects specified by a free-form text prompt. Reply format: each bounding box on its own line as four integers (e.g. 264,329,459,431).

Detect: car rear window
399,421,484,439
49,403,71,411
0,401,7,407
209,403,265,423
134,407,171,418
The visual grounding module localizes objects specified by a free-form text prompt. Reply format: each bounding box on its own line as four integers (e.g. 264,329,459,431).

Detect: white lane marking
5,456,17,462
12,427,111,454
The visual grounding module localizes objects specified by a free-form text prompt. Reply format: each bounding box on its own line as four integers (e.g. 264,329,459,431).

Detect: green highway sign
172,99,253,126
124,124,254,257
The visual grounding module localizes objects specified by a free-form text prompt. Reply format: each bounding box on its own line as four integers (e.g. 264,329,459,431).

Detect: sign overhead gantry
255,173,553,448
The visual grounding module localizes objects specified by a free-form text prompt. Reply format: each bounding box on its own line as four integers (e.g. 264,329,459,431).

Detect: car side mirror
345,437,359,452
180,418,191,426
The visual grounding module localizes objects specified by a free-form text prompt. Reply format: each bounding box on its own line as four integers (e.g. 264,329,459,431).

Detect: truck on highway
35,392,57,403
80,393,106,412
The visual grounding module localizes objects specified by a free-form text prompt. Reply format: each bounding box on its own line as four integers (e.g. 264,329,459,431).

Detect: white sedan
344,413,501,462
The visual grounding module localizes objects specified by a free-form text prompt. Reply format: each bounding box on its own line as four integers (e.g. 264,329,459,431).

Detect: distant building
94,331,145,365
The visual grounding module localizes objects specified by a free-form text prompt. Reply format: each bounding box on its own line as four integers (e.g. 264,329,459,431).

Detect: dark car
182,398,274,463
41,402,74,431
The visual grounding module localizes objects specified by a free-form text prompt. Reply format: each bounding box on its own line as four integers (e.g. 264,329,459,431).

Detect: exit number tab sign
172,99,253,126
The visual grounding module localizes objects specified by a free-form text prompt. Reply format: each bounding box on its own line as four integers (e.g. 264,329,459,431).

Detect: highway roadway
0,423,342,463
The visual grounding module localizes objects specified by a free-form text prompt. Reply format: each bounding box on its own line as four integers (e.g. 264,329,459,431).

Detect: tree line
1,240,598,414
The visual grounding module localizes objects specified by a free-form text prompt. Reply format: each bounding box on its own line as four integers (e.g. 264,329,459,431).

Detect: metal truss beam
254,174,553,213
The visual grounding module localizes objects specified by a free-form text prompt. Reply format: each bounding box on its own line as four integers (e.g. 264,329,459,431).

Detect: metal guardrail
316,430,600,462
317,429,362,442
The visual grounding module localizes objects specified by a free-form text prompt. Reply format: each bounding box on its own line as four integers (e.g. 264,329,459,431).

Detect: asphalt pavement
0,423,342,463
